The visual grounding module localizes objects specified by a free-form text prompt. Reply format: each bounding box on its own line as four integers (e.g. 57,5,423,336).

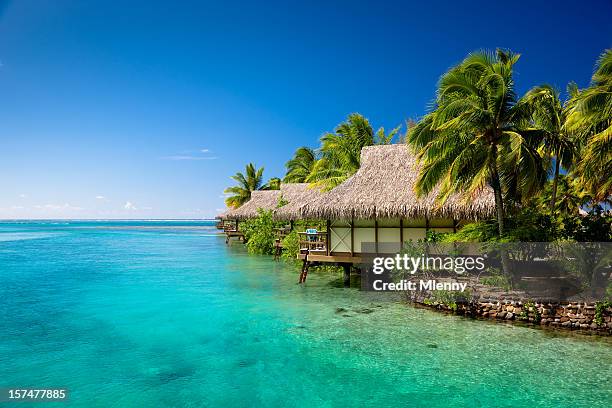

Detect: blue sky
0,0,610,219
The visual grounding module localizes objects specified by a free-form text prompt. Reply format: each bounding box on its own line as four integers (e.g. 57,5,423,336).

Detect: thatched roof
224,190,281,220
274,183,325,220
299,144,496,220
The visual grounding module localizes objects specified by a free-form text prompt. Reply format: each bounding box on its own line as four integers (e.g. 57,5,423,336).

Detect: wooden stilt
273,240,282,261
343,264,351,287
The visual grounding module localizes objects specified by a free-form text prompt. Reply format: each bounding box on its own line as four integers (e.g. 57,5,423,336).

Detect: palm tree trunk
489,144,505,236
550,155,560,213
489,143,513,286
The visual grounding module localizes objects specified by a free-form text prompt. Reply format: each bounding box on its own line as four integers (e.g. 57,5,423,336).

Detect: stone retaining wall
416,296,612,335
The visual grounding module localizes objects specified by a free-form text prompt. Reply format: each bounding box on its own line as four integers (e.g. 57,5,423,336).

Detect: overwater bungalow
271,183,325,258
275,183,325,223
289,144,496,281
222,190,281,243
214,212,228,230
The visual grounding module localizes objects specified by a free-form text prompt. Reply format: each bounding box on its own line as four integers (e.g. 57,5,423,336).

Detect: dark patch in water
335,307,347,314
357,308,374,314
158,365,196,383
238,359,257,368
427,344,438,349
342,314,352,317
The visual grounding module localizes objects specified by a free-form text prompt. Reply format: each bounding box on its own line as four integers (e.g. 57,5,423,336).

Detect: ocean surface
0,220,610,407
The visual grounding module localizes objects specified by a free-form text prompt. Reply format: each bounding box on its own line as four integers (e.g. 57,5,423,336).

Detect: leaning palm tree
283,147,317,183
520,84,575,211
408,49,546,235
307,113,375,190
223,163,265,208
566,49,612,201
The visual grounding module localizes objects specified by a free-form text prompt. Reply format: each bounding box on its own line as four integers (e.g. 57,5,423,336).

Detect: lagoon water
0,221,611,407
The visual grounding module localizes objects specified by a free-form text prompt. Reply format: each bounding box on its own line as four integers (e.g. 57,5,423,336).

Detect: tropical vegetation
566,49,612,201
407,48,611,238
223,163,280,208
225,48,611,248
284,113,400,190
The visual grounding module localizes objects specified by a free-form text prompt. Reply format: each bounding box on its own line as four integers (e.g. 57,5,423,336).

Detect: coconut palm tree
263,177,281,190
375,125,402,145
307,113,375,190
283,147,317,183
566,49,612,201
520,84,575,211
408,49,546,235
535,175,590,215
223,163,265,208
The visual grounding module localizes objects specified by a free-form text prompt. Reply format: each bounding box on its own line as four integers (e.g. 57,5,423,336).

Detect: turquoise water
0,221,611,407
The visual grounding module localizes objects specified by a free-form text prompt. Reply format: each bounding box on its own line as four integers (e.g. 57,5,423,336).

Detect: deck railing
298,231,328,254
274,226,292,241
223,223,238,233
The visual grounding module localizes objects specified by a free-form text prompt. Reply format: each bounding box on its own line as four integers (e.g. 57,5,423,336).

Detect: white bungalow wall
330,218,456,255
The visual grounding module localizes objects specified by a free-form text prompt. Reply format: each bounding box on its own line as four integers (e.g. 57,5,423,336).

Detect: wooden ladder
298,251,310,283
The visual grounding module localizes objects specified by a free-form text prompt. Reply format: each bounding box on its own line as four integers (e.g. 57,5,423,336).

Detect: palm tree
263,177,281,190
307,113,375,190
375,125,402,145
520,84,575,211
408,49,546,235
566,49,612,201
283,147,317,183
223,163,265,208
535,175,589,215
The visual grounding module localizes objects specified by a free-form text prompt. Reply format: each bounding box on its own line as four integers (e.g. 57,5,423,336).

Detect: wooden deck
298,252,362,264
224,225,245,244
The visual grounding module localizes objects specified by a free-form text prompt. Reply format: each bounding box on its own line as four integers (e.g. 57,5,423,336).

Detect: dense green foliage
566,49,612,200
408,49,547,235
409,48,611,237
241,210,282,255
280,231,300,261
440,206,611,243
283,147,318,183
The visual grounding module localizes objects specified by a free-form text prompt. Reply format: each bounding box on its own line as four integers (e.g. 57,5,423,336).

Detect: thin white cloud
19,194,27,198
200,149,210,153
124,201,136,210
34,203,83,211
95,195,106,200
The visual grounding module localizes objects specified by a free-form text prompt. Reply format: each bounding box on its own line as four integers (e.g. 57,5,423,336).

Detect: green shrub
280,230,300,261
440,207,611,243
243,209,278,255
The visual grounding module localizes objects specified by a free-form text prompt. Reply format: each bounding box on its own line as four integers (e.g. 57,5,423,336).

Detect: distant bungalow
274,183,324,224
220,183,324,231
221,189,281,242
288,144,496,267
